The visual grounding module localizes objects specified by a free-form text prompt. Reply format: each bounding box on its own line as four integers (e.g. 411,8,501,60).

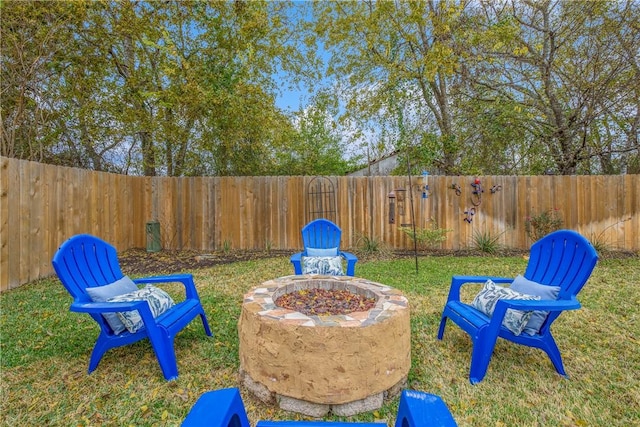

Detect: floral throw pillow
107,285,175,333
471,279,540,335
302,256,344,276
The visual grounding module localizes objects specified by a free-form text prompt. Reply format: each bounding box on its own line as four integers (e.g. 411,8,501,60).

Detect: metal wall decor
388,191,396,224
463,207,476,223
471,178,483,206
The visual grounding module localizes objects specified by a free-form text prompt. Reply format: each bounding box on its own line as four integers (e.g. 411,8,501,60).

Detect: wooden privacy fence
2,156,639,291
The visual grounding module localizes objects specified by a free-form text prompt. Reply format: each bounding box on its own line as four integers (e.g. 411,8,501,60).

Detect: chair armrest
493,297,581,313
487,296,582,333
182,388,250,427
447,276,513,302
70,300,153,316
133,274,200,300
340,251,358,276
395,390,457,427
71,300,163,333
290,252,303,274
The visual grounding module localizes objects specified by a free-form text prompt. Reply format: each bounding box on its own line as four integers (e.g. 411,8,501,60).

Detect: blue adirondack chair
181,387,457,426
437,229,598,384
52,234,212,381
290,218,358,276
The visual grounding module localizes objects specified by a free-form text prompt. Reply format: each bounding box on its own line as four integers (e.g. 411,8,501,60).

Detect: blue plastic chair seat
437,229,598,384
52,234,212,381
290,218,358,276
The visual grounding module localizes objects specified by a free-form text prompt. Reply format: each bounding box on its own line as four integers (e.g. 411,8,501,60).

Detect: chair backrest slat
52,234,124,300
524,230,598,299
301,219,342,251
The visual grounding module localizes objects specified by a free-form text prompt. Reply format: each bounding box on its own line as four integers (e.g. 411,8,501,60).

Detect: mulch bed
118,248,293,276
118,247,636,277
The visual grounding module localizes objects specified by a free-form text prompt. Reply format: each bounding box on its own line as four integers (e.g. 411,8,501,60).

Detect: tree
1,1,85,162
310,0,639,175
1,0,307,176
311,0,467,175
274,92,357,176
465,0,640,174
4,1,637,176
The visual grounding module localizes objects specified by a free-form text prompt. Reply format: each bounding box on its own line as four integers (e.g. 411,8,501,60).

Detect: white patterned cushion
302,256,344,276
107,285,175,333
471,280,540,335
86,276,139,335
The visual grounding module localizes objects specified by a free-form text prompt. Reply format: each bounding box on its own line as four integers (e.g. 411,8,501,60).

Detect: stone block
331,392,383,417
241,370,275,404
277,394,330,417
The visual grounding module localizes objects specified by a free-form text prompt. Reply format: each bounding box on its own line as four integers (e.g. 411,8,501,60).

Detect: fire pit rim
242,274,409,328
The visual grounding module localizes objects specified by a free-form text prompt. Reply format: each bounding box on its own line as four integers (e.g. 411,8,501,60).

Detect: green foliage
308,1,639,176
355,233,388,256
312,1,466,175
525,209,563,242
1,1,306,176
589,217,633,253
3,1,638,176
222,239,232,254
398,220,452,250
472,230,504,254
590,233,612,254
273,91,359,176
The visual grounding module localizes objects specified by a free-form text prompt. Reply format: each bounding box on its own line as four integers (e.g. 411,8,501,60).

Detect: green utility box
146,221,161,252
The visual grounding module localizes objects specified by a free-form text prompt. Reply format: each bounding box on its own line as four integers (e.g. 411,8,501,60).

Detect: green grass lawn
1,255,639,426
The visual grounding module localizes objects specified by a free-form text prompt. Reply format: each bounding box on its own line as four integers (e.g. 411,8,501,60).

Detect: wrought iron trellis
305,176,337,223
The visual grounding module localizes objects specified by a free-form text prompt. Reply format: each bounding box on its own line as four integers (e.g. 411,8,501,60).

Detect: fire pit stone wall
238,275,411,417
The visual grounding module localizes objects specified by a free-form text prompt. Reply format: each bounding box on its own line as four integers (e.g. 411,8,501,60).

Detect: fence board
1,156,639,290
1,158,18,291
19,160,31,284
624,174,640,251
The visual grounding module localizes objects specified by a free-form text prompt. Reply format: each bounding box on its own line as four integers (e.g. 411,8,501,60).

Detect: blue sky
275,85,309,112
272,0,326,113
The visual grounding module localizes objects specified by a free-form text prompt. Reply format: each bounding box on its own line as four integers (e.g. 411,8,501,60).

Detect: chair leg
540,335,567,377
437,315,448,340
148,334,179,381
469,332,499,384
88,337,112,373
200,311,213,337
346,260,357,276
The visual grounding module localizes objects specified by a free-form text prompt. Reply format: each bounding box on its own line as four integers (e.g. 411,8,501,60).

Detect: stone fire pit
238,275,411,417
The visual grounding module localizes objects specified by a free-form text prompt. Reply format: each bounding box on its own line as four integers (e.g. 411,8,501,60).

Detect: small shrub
590,235,611,254
525,209,563,241
222,239,232,254
356,233,383,255
472,230,503,254
589,217,632,253
399,219,452,250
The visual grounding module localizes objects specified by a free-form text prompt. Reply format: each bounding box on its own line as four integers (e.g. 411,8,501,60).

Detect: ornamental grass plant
1,254,639,426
